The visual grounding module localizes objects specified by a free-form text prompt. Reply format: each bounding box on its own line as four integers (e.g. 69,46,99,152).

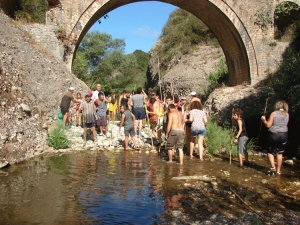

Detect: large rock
147,43,224,98
0,12,88,164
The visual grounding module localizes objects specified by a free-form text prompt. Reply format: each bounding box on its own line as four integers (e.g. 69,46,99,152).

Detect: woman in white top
185,101,207,160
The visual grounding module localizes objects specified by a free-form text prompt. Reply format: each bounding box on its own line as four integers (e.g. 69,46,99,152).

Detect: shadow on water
1,150,300,224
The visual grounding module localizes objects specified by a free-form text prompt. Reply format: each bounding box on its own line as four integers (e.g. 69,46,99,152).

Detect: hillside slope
147,43,224,97
0,12,88,164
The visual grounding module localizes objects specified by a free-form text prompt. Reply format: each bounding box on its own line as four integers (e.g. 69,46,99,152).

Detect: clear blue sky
89,1,177,54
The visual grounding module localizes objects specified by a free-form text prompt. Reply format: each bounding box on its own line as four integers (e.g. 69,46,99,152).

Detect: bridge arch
65,0,258,86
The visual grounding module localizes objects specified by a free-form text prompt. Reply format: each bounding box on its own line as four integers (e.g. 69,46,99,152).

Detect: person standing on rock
232,108,250,168
92,84,104,102
261,100,289,176
108,93,118,124
131,87,147,138
119,90,130,109
95,92,108,136
119,105,140,151
166,103,185,164
190,91,201,103
151,98,165,146
60,87,82,126
75,92,83,127
79,93,97,145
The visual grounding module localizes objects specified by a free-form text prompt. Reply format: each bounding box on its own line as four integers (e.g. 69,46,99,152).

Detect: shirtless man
165,103,185,164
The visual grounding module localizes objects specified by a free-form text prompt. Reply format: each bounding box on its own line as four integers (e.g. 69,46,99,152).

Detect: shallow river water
1,150,300,224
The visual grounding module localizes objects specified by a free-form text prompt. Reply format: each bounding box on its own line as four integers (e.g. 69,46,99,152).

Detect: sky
89,1,177,54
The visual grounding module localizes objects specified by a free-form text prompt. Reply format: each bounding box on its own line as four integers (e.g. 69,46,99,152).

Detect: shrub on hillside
156,8,218,75
14,0,48,23
205,118,258,157
48,124,70,149
205,119,235,156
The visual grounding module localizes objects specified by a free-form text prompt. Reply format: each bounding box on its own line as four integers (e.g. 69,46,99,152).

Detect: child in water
232,108,250,168
119,105,140,151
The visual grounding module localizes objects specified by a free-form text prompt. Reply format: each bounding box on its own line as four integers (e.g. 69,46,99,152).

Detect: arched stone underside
66,0,258,86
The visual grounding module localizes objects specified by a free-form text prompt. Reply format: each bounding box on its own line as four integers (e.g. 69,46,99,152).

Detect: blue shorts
191,129,206,137
133,108,146,120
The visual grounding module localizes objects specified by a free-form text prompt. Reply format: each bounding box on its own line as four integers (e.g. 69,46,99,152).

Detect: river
1,150,300,224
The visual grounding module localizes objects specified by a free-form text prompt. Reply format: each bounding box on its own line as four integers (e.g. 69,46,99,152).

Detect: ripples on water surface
1,150,300,224
0,152,171,224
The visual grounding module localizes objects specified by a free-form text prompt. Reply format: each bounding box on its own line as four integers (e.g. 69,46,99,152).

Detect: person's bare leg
66,112,70,125
100,126,103,134
190,136,195,157
157,128,162,143
198,136,204,160
63,113,68,126
91,127,97,142
277,153,283,173
134,120,138,134
107,114,110,125
76,111,79,125
105,125,108,134
168,149,173,162
112,110,116,123
268,153,276,169
83,127,87,145
152,129,158,139
124,136,129,150
238,154,243,165
132,136,137,147
138,120,143,136
178,149,183,164
142,118,146,128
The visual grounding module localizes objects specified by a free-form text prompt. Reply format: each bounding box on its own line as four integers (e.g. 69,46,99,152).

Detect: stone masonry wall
21,24,65,62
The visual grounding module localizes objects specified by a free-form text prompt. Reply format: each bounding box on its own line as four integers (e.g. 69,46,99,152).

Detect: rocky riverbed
62,122,160,153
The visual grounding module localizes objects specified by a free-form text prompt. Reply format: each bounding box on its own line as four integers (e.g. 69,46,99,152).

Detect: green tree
15,0,48,23
155,8,217,75
72,51,89,81
72,31,149,94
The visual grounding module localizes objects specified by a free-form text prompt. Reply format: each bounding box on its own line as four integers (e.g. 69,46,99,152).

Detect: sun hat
190,91,196,96
85,93,91,97
68,87,75,91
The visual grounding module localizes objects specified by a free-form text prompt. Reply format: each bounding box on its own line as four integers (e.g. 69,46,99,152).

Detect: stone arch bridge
2,0,299,86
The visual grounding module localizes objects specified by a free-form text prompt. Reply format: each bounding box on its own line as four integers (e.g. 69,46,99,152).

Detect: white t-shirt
189,109,206,131
92,90,105,102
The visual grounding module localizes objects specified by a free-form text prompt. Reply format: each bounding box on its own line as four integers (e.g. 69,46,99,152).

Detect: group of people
59,85,290,174
231,100,289,176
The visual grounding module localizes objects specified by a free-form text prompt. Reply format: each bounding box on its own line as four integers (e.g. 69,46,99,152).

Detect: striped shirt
80,100,96,123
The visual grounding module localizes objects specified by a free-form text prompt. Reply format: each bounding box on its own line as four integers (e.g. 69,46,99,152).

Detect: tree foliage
155,8,218,75
72,31,148,94
14,0,48,23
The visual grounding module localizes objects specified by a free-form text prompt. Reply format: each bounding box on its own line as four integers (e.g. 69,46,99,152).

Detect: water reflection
1,151,300,224
0,152,168,224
